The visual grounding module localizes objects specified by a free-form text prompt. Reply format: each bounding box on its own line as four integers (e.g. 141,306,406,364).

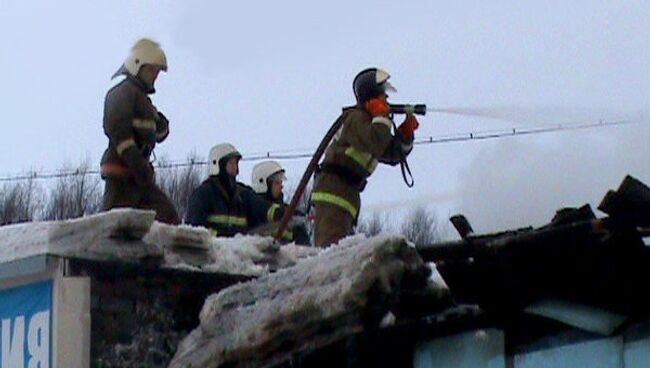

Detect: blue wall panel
514,338,623,368
623,336,650,368
414,329,505,368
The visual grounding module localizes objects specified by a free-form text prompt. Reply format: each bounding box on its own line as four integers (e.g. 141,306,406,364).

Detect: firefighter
250,161,310,244
186,144,284,237
100,38,179,224
251,161,287,210
311,68,419,247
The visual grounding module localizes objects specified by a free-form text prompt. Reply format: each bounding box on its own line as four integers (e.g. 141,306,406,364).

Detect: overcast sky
1,1,649,235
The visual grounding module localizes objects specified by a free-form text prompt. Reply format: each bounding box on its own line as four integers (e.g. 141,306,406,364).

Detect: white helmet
112,38,167,79
208,143,242,176
251,161,286,194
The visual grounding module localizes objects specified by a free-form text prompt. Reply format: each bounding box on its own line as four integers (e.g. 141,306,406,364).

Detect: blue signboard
0,280,52,368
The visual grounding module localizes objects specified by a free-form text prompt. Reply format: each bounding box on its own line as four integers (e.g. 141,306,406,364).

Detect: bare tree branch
0,175,44,225
357,211,391,237
400,206,443,247
44,160,102,221
156,153,203,222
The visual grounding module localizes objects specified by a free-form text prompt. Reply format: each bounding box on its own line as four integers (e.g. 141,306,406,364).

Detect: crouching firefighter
311,68,419,247
100,38,179,224
186,144,286,237
250,161,310,244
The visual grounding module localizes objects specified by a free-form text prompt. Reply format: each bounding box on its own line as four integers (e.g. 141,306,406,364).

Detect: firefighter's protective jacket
100,76,169,185
312,106,414,220
252,193,311,244
186,176,283,237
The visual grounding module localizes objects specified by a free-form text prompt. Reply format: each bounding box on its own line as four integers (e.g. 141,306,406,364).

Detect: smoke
454,114,650,233
364,191,459,212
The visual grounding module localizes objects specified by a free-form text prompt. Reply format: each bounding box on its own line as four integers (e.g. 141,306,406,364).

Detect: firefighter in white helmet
100,38,179,224
186,144,285,237
251,161,286,203
250,161,310,244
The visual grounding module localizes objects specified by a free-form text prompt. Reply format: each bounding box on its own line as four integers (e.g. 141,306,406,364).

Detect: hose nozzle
389,104,427,116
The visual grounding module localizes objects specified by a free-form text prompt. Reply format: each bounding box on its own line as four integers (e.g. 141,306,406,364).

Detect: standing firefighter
311,68,419,247
186,144,284,237
100,38,179,224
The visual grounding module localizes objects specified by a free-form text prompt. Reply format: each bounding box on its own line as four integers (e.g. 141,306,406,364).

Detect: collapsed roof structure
169,175,650,367
0,175,648,367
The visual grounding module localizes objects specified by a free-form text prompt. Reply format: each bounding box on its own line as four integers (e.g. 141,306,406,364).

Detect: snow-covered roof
0,209,319,278
0,209,159,265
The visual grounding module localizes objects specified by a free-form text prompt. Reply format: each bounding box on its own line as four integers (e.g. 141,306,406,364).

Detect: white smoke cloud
455,115,650,233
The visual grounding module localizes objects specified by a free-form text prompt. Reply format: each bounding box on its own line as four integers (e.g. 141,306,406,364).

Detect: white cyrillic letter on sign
27,311,49,368
2,316,25,368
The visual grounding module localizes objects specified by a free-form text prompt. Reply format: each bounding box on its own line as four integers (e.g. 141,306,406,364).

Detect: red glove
398,114,419,140
364,97,390,117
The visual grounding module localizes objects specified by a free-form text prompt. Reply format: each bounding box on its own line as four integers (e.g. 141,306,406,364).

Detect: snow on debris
204,234,276,276
0,208,158,264
144,222,211,250
145,222,213,268
169,233,444,368
145,221,323,276
428,262,449,290
281,242,321,259
0,208,326,278
0,221,50,264
203,234,314,276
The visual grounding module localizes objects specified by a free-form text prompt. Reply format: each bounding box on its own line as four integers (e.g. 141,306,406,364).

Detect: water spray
424,106,638,125
389,104,538,122
391,104,546,122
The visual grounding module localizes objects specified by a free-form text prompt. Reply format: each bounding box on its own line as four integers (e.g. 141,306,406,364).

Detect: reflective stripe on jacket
186,177,281,237
311,191,358,218
312,106,413,219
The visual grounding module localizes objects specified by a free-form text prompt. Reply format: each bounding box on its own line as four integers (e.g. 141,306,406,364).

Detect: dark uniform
186,175,283,237
252,192,311,245
311,107,413,247
100,75,179,224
